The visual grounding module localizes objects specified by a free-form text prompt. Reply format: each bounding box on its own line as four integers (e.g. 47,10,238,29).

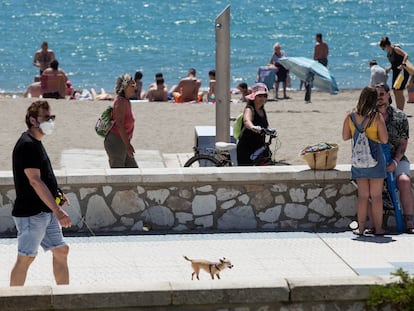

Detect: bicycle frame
250,128,278,166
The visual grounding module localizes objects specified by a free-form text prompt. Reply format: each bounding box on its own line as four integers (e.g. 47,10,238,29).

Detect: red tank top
111,96,135,139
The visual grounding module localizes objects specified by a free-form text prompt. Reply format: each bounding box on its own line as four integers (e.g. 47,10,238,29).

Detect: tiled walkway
1,232,414,287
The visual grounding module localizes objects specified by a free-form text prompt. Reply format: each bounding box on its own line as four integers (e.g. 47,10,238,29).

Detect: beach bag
405,60,414,76
350,114,377,168
300,143,338,170
95,106,114,137
233,113,244,140
393,68,405,89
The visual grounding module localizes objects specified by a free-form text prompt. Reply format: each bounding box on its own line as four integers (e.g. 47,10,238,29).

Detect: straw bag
300,143,338,170
404,60,414,76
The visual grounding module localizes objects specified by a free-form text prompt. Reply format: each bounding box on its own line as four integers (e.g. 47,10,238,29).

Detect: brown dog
183,256,233,280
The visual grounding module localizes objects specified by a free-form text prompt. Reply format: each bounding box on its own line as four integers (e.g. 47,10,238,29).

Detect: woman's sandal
352,229,364,236
364,228,375,235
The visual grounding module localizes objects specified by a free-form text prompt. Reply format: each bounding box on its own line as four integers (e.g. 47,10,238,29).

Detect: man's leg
10,255,35,286
283,81,287,98
398,174,414,230
10,214,48,286
52,245,70,285
394,89,405,111
274,81,279,99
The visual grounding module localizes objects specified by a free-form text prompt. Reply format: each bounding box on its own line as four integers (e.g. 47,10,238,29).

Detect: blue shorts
13,212,67,257
395,158,411,177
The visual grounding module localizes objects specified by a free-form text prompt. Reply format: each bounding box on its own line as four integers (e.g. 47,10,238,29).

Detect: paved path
1,232,414,287
61,149,191,169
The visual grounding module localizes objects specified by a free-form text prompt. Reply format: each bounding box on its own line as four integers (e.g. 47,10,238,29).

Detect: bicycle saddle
215,142,237,151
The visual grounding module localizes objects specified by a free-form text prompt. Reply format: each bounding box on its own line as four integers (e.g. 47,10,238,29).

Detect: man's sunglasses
39,115,56,121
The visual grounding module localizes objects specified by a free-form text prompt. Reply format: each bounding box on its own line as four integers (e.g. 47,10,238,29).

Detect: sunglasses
39,115,56,121
257,94,268,98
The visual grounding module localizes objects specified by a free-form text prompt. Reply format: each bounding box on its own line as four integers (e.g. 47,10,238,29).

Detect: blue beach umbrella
279,57,339,94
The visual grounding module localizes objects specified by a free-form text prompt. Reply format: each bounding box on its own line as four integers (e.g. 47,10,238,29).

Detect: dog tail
183,255,191,262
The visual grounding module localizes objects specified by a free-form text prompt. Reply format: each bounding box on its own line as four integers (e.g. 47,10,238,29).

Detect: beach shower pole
215,5,231,143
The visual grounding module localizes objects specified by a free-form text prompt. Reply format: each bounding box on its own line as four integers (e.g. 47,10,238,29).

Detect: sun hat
246,82,268,100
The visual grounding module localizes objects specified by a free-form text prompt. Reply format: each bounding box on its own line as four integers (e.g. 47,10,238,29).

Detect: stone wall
0,165,404,236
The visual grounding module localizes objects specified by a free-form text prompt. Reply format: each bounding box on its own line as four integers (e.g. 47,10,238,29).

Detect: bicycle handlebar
260,127,277,137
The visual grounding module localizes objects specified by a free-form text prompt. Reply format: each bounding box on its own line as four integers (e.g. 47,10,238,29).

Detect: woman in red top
104,73,138,168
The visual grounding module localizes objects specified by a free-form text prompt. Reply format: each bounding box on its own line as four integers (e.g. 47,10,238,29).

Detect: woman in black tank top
237,83,270,166
379,36,409,110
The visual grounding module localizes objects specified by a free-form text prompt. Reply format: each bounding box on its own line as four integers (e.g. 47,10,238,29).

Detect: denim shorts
395,159,411,177
13,212,67,257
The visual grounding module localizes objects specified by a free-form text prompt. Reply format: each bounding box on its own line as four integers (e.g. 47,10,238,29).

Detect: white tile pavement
1,232,413,287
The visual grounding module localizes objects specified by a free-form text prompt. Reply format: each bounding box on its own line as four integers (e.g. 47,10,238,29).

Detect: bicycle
183,127,284,167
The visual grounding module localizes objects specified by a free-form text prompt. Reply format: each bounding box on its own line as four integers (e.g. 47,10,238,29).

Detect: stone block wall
0,165,405,236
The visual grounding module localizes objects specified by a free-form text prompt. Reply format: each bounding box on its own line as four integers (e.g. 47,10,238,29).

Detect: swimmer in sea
33,41,55,75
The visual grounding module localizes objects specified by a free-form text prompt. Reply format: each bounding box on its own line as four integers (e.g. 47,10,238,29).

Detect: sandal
364,228,375,235
406,228,414,234
352,229,364,236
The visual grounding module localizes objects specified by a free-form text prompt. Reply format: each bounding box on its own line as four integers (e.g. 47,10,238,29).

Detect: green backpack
95,106,115,137
233,113,244,140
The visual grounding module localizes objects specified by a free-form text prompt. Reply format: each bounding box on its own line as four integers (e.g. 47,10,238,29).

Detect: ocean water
0,0,413,93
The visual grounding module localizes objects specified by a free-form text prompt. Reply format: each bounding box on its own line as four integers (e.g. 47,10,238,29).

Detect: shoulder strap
350,112,367,132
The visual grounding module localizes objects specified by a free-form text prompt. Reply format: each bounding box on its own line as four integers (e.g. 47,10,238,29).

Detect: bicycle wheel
184,154,221,167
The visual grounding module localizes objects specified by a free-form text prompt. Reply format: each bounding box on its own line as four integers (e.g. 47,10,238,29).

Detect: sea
0,0,413,94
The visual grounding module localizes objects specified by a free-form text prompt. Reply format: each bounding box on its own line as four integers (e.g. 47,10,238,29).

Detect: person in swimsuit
146,72,168,101
33,42,55,75
41,59,68,99
236,83,270,166
313,33,329,67
269,42,290,100
170,68,202,103
379,36,409,111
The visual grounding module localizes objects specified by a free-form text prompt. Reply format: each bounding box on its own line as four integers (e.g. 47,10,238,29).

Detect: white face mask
39,120,55,135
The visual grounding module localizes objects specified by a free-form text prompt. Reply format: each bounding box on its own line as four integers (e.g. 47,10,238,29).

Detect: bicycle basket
300,143,338,170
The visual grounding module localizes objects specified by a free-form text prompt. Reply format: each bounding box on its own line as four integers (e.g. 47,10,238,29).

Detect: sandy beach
1,89,414,171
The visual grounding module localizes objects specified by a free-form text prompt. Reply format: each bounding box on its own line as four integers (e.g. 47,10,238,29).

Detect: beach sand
1,89,414,171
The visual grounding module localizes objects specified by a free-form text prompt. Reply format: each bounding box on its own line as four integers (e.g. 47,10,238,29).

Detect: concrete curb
1,276,392,310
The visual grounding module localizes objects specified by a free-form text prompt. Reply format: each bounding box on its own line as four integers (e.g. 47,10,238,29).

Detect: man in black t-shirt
10,100,71,286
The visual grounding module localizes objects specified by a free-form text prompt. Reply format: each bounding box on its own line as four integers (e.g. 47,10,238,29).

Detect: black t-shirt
12,132,57,217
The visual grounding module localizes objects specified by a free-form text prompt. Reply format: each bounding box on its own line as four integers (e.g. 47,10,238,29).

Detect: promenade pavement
1,232,414,287
1,149,413,288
